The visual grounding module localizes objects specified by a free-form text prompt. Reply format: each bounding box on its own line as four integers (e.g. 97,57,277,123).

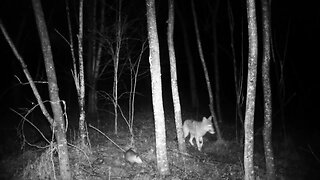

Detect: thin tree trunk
86,0,98,122
191,0,222,141
227,0,245,142
88,84,97,120
244,0,258,179
94,2,105,127
31,0,71,179
167,0,186,153
261,0,275,179
78,0,87,147
176,6,199,109
85,0,105,125
213,28,222,123
145,0,169,175
129,41,146,142
272,19,288,143
210,0,222,124
11,16,27,107
0,21,54,127
113,0,122,135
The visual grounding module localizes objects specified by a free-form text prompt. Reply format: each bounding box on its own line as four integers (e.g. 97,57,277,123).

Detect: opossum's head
125,149,143,164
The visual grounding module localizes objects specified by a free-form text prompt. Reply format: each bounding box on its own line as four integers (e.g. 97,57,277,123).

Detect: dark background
1,0,319,173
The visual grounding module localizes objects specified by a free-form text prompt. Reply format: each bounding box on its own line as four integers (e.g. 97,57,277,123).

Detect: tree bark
145,0,169,175
261,0,275,179
113,0,122,135
244,0,258,179
31,0,71,179
167,0,186,153
78,0,87,148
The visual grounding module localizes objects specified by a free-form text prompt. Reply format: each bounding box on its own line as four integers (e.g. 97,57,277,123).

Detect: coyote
183,116,215,151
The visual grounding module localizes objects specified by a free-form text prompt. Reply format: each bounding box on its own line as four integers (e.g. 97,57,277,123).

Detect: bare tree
86,0,99,122
176,5,199,109
167,0,186,153
244,0,258,179
85,0,118,128
227,0,245,142
1,21,70,179
127,41,147,144
66,0,89,149
0,21,53,131
191,0,223,141
76,0,88,148
145,0,169,175
208,0,223,123
113,0,122,134
272,2,289,146
261,0,275,179
32,0,71,178
93,2,105,126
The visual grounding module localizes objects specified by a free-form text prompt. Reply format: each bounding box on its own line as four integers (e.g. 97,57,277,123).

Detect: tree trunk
145,0,169,175
86,0,105,125
176,5,199,109
78,0,88,148
191,0,222,141
87,83,98,120
227,0,245,142
272,12,287,145
167,0,186,153
210,0,223,124
93,2,105,127
0,21,54,127
113,0,122,135
31,0,71,179
86,0,98,122
244,0,258,179
261,0,275,179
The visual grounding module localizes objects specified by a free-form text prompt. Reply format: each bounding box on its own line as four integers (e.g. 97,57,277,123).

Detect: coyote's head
202,116,215,134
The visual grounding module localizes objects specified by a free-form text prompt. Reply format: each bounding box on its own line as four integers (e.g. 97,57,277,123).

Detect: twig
308,144,320,164
11,108,52,147
88,124,125,152
67,142,91,165
0,20,53,125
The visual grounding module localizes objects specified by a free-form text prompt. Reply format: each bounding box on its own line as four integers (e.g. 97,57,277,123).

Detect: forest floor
0,110,317,179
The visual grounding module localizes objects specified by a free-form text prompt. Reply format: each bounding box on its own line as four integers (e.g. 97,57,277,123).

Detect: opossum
88,124,143,164
124,148,143,164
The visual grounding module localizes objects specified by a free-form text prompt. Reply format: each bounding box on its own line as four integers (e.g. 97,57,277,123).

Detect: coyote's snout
183,116,215,151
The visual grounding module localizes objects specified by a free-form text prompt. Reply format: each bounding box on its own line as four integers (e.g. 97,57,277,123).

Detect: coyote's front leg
195,136,204,151
189,134,195,146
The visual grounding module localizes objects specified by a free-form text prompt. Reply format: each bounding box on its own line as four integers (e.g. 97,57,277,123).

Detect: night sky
1,0,320,167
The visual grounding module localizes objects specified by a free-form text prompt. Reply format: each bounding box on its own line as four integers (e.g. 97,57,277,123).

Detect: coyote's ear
202,117,206,121
208,116,213,121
